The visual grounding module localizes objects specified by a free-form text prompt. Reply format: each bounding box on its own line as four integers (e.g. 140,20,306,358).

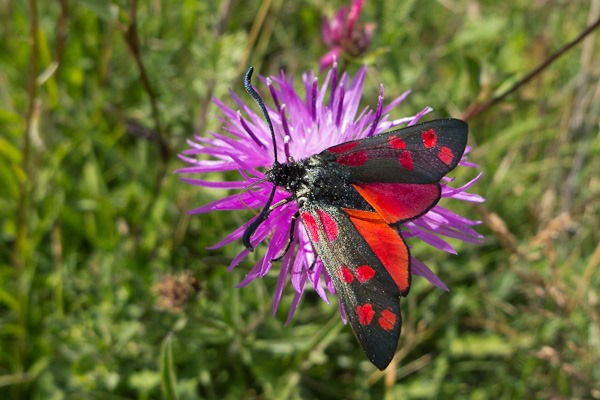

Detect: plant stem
462,16,600,121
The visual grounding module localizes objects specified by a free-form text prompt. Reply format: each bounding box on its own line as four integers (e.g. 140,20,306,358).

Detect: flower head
320,0,376,70
177,64,484,323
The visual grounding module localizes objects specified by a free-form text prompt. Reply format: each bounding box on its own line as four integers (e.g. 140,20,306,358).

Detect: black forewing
299,203,406,370
318,119,468,184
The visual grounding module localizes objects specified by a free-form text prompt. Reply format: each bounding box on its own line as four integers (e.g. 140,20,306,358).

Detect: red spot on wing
388,136,406,149
378,309,397,331
355,265,375,283
438,146,454,165
328,141,359,153
399,150,413,170
340,265,354,283
343,209,410,294
336,151,368,167
301,212,319,242
353,183,440,224
317,209,338,241
356,304,375,325
422,128,437,148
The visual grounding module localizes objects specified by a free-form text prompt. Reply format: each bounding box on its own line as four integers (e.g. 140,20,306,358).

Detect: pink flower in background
320,0,376,70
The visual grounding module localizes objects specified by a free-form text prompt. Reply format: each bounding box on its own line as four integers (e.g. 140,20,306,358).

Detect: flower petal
411,257,449,292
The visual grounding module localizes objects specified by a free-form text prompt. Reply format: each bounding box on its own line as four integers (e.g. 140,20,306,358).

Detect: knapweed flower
177,64,484,323
320,0,376,70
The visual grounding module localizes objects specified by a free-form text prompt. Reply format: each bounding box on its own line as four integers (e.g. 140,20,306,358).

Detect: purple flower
177,64,484,323
320,0,376,70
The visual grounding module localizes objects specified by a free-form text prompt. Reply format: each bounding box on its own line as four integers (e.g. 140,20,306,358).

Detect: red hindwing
352,182,441,224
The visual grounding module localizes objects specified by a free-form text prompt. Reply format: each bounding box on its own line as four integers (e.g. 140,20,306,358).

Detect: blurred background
1,0,598,398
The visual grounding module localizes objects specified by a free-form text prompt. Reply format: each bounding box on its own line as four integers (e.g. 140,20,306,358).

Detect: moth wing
300,204,411,370
322,118,468,184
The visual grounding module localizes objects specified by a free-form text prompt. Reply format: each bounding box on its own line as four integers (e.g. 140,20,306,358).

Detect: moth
242,67,468,370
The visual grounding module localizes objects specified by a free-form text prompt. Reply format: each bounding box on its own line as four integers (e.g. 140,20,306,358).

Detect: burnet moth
242,67,468,370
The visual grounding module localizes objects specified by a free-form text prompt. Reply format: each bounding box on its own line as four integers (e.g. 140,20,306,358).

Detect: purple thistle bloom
320,0,376,70
177,64,484,323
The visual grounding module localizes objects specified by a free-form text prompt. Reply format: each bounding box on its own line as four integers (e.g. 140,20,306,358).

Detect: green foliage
1,0,598,399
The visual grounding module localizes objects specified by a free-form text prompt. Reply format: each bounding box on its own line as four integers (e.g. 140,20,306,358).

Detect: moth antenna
242,67,279,251
244,67,279,164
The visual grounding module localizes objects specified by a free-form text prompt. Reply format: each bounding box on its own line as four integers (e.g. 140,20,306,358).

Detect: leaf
160,333,179,400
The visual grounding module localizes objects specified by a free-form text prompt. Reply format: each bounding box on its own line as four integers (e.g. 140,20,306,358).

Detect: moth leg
244,194,293,250
272,210,300,262
269,195,294,211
